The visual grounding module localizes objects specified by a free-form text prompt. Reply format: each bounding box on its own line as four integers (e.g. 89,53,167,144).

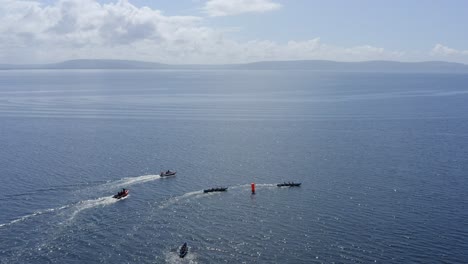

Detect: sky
1,0,467,64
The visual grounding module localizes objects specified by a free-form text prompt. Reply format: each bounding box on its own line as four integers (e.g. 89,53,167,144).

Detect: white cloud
0,0,404,64
0,0,206,63
430,44,468,57
203,0,281,17
211,38,404,63
429,44,468,64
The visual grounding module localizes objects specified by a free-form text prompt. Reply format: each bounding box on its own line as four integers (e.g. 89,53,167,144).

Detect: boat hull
179,243,188,258
160,171,176,177
113,190,129,199
203,187,228,193
277,183,301,187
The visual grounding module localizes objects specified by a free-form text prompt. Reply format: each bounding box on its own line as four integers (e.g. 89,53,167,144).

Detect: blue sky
1,0,467,64
127,0,468,49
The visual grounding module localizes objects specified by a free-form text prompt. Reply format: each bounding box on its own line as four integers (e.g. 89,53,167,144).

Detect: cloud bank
429,44,468,64
0,0,440,64
431,44,468,56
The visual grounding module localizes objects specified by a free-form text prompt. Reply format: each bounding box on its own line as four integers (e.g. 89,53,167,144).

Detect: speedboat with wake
160,170,176,177
277,182,301,187
179,242,188,258
113,188,129,199
203,187,228,193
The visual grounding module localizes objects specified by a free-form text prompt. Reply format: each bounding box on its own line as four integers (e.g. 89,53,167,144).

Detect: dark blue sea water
0,70,467,263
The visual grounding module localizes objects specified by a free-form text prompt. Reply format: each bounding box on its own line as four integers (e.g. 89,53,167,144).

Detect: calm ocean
0,70,467,263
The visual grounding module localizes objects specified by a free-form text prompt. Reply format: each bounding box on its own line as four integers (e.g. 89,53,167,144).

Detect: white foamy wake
98,174,161,191
159,191,204,209
1,174,161,228
68,195,123,221
0,205,70,228
158,184,278,209
66,174,161,219
164,248,198,264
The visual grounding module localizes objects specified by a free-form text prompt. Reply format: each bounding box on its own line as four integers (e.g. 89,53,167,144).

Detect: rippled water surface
0,70,467,263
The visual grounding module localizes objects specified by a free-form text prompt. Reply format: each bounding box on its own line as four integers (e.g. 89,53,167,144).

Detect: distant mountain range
0,59,168,70
1,59,468,73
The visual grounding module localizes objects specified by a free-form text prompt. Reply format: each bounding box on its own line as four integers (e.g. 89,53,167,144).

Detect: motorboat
160,170,176,177
113,189,129,199
203,187,228,193
179,242,188,258
277,182,301,187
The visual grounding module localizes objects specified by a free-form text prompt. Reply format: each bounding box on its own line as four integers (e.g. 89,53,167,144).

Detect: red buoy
251,183,255,194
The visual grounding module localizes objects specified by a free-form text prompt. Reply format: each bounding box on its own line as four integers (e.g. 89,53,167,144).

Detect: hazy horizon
2,58,468,66
1,0,467,65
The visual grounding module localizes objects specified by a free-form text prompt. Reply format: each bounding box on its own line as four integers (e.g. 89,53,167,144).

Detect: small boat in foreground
113,188,129,199
160,170,176,177
179,242,188,258
203,187,228,193
277,182,301,187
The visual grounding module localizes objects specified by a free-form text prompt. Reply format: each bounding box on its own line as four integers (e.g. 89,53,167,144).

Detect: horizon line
1,58,468,67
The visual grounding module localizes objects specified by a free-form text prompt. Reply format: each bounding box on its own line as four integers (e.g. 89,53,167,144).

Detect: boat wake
97,174,161,191
70,173,161,202
159,191,204,209
0,205,70,228
0,195,126,228
158,183,278,209
1,174,158,228
67,195,123,221
164,248,198,264
1,180,279,228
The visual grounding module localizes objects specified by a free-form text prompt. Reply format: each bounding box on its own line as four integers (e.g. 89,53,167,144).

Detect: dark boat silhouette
179,242,188,258
203,187,228,193
277,182,301,187
113,189,129,199
160,170,176,177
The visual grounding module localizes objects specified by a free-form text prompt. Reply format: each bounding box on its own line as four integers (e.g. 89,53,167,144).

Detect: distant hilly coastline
237,60,468,73
1,59,468,73
0,59,169,70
